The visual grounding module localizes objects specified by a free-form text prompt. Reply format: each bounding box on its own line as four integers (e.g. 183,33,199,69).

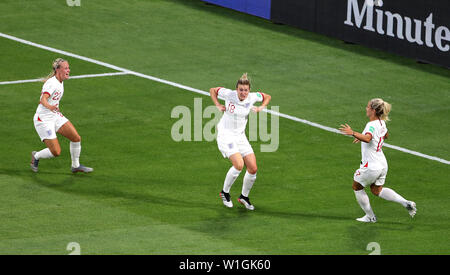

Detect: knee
370,185,382,196
234,162,244,171
51,148,61,157
72,135,81,143
233,158,245,171
247,166,257,175
352,181,364,191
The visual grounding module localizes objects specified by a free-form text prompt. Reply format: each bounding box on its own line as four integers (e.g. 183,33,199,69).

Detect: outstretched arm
339,124,372,143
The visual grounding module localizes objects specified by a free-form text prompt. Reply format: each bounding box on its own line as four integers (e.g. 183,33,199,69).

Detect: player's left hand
339,124,353,135
251,106,264,113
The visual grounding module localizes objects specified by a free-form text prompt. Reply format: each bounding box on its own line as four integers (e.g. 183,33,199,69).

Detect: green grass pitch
0,0,449,254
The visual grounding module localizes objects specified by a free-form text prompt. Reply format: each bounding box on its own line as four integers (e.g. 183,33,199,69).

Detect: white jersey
217,87,264,135
360,119,388,170
35,76,64,119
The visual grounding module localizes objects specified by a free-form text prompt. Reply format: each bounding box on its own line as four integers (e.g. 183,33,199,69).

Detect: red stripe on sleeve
41,92,50,97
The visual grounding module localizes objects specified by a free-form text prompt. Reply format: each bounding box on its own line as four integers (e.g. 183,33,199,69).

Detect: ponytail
42,58,67,82
370,98,392,121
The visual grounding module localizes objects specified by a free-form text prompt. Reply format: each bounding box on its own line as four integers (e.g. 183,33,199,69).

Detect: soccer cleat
30,151,39,173
71,164,93,173
406,201,417,218
356,215,377,223
219,190,233,208
238,194,255,211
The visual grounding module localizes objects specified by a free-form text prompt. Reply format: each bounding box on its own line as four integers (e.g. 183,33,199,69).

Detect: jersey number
227,103,235,113
52,92,61,101
376,136,385,152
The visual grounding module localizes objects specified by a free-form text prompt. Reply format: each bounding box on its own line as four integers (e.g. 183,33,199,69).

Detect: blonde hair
370,98,392,121
236,73,251,88
42,58,67,82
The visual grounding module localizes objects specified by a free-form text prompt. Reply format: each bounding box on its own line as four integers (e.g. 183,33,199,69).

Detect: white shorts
33,112,69,142
217,132,254,159
353,166,388,187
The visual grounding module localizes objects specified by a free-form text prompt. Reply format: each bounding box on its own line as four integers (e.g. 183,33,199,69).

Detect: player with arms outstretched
340,98,416,222
210,73,271,210
31,58,93,174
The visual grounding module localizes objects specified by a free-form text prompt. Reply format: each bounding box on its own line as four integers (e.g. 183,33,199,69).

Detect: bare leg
43,138,61,157
243,153,257,174
229,153,244,171
57,121,80,142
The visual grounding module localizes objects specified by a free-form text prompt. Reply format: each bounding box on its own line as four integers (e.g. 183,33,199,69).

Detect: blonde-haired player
31,58,93,173
210,73,271,210
340,98,416,222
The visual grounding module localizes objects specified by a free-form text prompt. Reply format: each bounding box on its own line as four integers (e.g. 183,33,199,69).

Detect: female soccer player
31,58,93,174
210,73,271,210
339,98,416,223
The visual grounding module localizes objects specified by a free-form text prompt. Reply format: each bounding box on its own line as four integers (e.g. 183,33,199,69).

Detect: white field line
1,32,448,165
0,71,130,85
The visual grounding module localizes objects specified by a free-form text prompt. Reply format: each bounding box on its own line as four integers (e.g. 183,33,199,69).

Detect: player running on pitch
339,98,416,223
31,58,93,174
210,73,271,210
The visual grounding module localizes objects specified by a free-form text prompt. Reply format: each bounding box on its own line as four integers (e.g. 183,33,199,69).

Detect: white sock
35,148,54,160
223,166,241,193
70,142,81,168
379,187,408,207
242,171,257,197
354,190,376,217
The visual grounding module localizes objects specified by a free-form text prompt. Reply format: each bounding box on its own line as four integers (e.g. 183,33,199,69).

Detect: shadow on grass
2,168,416,226
254,205,353,222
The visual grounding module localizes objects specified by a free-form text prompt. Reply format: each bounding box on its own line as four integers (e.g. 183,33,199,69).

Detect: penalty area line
1,32,448,165
0,71,130,85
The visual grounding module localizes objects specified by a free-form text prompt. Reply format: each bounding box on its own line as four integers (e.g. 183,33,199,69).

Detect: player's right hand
216,104,226,112
49,105,59,112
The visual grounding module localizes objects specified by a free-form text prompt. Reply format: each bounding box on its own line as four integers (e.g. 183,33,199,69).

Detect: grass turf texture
0,0,449,254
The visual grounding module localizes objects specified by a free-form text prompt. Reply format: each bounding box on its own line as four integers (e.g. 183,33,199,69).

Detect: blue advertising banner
202,0,271,20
